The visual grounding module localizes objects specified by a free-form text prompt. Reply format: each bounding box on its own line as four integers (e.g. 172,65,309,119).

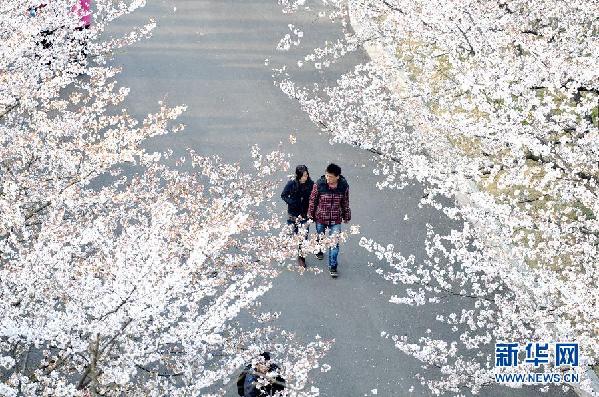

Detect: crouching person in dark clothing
237,352,286,397
281,165,314,267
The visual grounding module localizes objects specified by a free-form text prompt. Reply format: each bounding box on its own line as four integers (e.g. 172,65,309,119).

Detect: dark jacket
237,364,286,397
308,175,351,225
281,178,314,218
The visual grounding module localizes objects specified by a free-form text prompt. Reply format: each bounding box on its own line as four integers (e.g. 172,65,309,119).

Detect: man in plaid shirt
307,163,351,278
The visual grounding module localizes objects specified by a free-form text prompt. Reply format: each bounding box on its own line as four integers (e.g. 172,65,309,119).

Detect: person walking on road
281,165,314,267
307,163,351,278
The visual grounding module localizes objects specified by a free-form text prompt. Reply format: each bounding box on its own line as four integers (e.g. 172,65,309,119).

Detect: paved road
110,1,576,396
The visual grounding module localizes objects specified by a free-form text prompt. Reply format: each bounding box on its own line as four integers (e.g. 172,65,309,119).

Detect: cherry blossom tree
1,1,332,395
274,0,598,395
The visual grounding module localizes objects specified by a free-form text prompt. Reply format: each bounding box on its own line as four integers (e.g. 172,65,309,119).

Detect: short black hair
326,163,341,177
259,352,271,361
295,165,309,181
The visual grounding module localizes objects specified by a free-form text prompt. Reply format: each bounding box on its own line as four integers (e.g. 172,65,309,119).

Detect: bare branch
0,99,19,121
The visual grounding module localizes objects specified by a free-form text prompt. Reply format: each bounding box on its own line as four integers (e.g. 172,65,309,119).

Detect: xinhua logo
494,342,580,384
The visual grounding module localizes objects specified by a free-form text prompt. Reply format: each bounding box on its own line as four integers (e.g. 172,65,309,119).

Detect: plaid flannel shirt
308,176,351,225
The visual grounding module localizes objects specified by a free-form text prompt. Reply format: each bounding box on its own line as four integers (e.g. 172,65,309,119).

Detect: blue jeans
316,223,341,270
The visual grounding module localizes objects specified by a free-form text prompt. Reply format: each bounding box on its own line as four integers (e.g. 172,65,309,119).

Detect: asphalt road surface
109,1,576,396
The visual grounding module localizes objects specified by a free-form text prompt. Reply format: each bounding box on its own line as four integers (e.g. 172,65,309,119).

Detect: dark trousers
287,216,309,258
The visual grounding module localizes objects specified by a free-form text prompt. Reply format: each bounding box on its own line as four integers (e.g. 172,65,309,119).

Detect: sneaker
330,269,338,278
297,256,306,268
316,251,324,260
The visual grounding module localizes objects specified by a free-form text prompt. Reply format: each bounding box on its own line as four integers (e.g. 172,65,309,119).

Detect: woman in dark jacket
281,165,314,267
